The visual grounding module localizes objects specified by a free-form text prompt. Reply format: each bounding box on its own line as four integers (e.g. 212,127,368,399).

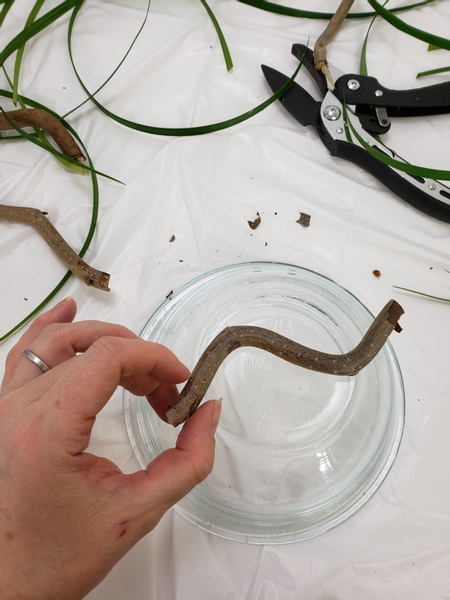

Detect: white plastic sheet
1,1,450,598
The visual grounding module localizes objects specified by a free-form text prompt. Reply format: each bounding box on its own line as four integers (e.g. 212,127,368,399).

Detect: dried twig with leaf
0,108,86,163
0,108,110,291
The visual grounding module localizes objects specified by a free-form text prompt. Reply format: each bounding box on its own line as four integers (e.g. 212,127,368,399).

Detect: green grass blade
12,0,45,105
0,0,83,68
417,65,450,78
393,286,450,302
200,0,233,71
63,0,151,119
0,273,73,341
68,4,304,136
360,1,390,76
0,0,15,27
343,100,450,180
360,11,379,75
0,90,100,342
367,0,450,50
236,0,435,20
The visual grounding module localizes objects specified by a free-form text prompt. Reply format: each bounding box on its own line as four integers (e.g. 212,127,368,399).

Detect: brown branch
0,204,110,291
0,108,86,164
314,0,355,84
166,299,404,427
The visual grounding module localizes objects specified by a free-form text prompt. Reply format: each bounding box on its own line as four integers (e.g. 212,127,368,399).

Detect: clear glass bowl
123,262,404,544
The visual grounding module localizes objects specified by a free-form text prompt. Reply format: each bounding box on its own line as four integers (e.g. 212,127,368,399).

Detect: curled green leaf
367,0,450,50
68,4,304,137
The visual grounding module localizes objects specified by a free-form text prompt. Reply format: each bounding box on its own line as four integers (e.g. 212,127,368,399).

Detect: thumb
128,399,221,527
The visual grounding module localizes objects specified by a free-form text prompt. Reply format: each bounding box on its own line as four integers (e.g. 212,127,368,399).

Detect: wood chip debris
296,212,311,228
247,212,261,230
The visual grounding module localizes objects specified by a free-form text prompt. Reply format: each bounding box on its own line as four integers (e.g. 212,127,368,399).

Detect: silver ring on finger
21,349,51,373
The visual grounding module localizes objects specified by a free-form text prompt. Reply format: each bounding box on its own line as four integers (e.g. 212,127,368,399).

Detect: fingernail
210,398,222,433
54,296,74,307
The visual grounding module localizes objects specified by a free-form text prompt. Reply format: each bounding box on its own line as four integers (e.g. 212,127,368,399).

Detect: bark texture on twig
314,0,355,84
0,108,86,164
0,204,110,291
166,299,404,426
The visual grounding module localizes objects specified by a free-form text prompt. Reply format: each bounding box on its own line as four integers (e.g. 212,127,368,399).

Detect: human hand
0,298,221,600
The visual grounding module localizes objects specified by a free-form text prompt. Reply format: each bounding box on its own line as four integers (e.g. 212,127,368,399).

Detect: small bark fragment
0,205,109,291
296,212,311,228
169,235,176,242
0,108,85,164
248,212,261,230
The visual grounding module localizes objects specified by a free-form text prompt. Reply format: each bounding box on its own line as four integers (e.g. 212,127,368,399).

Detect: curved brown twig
166,299,403,426
314,0,355,85
0,204,110,291
0,108,86,164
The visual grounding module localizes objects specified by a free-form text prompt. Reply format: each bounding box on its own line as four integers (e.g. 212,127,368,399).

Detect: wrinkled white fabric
1,1,450,598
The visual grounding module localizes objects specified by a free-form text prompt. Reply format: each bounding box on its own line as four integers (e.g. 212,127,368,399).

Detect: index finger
45,336,189,454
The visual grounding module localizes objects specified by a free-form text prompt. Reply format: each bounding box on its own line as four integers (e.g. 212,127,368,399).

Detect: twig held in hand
166,299,403,426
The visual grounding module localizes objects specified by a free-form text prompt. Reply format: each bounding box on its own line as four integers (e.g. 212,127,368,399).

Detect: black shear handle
335,74,450,118
321,133,450,223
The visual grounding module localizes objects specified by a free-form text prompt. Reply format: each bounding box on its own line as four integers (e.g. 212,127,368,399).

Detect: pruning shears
262,44,450,223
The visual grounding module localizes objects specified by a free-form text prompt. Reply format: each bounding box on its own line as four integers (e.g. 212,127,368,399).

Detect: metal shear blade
261,65,321,129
